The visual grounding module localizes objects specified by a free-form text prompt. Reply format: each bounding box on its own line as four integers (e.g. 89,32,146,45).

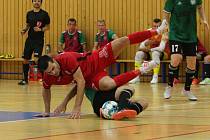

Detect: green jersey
59,30,86,45
95,29,116,48
164,0,202,43
85,88,97,105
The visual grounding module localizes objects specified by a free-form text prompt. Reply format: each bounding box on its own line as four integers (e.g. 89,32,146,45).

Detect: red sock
113,70,140,86
127,30,158,45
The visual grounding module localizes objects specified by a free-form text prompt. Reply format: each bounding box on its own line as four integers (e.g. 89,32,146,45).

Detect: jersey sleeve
26,12,30,24
95,34,99,42
108,30,116,41
164,0,175,13
79,32,86,45
42,74,52,89
59,32,65,44
44,12,50,25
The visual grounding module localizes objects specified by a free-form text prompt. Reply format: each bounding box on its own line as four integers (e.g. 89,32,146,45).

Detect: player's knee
99,80,115,91
204,55,210,63
171,54,182,67
154,60,160,65
171,58,180,67
135,51,145,61
120,36,130,46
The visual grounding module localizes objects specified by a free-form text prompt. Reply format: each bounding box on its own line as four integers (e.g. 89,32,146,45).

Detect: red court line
25,124,149,140
25,124,210,140
141,115,210,119
147,129,210,140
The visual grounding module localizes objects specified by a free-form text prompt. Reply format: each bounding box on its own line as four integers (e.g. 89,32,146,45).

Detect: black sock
185,68,195,91
168,64,179,87
23,64,29,82
118,89,133,110
204,63,210,78
174,66,179,79
127,102,143,114
195,60,199,79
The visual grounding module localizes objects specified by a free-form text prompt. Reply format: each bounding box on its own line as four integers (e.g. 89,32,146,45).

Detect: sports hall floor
0,80,210,140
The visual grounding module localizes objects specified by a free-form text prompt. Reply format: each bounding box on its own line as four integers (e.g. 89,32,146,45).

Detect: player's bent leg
114,85,135,101
130,99,149,114
111,30,159,58
183,56,197,101
164,54,182,99
112,98,148,120
97,70,141,91
111,36,130,58
186,56,196,70
171,54,182,67
135,51,146,65
98,76,117,91
112,86,141,120
151,51,161,83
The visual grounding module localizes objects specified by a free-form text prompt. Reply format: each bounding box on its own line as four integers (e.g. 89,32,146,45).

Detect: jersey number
172,45,179,53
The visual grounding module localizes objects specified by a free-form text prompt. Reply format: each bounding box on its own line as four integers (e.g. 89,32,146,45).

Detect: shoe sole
189,99,197,101
164,96,171,99
112,110,137,120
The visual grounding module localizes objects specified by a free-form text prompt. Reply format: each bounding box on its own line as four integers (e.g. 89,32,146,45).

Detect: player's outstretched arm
67,67,85,119
54,84,77,116
33,88,51,117
197,5,209,30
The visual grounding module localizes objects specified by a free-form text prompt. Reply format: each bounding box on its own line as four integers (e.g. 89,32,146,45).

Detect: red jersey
42,43,116,89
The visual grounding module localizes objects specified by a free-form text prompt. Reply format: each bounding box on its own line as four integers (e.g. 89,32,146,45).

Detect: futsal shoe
182,89,197,101
199,78,210,85
150,75,158,84
18,80,28,85
140,61,158,74
112,109,137,120
129,76,140,84
173,78,180,85
164,86,172,99
192,78,200,85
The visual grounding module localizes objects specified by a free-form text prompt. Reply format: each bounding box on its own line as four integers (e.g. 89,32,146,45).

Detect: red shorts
95,43,116,72
85,43,116,87
91,71,108,90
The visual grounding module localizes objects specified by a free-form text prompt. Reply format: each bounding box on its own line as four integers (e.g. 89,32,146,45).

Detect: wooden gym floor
0,80,210,140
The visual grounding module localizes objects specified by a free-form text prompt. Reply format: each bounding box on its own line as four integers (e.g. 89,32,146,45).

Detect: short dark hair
97,19,106,25
153,18,161,23
38,55,53,72
32,0,43,3
68,18,77,24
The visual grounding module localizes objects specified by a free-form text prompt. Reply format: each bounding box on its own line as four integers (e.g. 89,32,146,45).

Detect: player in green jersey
162,0,209,101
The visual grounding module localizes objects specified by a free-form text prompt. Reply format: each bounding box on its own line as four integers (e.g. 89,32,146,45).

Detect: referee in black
19,0,50,85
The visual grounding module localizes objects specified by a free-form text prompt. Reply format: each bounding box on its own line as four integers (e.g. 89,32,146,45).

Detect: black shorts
22,38,44,60
92,88,117,117
169,40,197,56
